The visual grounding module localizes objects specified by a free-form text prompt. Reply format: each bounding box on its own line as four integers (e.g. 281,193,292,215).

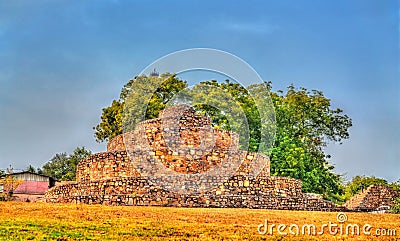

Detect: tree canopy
94,73,187,142
39,147,91,181
269,84,352,200
25,165,37,173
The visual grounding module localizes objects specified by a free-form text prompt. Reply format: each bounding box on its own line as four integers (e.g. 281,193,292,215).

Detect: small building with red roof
5,171,58,202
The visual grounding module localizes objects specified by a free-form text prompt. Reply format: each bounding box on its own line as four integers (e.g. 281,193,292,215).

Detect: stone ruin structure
344,184,399,212
44,104,345,211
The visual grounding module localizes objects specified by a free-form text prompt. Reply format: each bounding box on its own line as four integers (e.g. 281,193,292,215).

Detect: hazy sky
0,1,398,182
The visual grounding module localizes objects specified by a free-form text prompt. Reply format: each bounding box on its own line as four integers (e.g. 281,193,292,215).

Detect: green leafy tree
63,147,92,181
40,153,69,180
40,147,91,181
189,80,265,151
388,179,400,192
382,180,399,214
269,85,352,199
388,196,400,214
25,165,37,173
94,100,123,143
94,73,187,142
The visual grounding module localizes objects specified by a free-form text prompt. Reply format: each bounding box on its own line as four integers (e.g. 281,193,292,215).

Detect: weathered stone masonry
45,176,337,210
45,104,343,211
344,184,399,212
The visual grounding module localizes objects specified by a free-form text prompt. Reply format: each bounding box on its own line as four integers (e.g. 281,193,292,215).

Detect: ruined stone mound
344,184,399,212
44,104,339,211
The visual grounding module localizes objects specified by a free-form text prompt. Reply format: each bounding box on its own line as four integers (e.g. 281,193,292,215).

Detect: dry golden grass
0,202,399,240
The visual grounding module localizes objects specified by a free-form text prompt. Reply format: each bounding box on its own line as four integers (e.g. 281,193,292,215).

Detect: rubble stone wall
116,105,238,153
76,149,270,182
45,175,338,211
344,184,399,211
76,151,140,182
107,120,239,153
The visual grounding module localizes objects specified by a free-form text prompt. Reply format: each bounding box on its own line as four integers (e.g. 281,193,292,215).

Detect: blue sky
0,0,398,182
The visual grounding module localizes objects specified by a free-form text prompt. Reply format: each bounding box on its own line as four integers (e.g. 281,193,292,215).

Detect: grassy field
0,202,399,240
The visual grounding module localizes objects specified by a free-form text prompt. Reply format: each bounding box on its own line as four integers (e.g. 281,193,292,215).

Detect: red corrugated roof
13,181,49,195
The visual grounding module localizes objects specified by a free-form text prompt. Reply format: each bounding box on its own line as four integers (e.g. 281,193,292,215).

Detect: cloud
220,21,279,35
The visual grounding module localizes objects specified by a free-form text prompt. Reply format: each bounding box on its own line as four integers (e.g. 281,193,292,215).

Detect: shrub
388,196,400,214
